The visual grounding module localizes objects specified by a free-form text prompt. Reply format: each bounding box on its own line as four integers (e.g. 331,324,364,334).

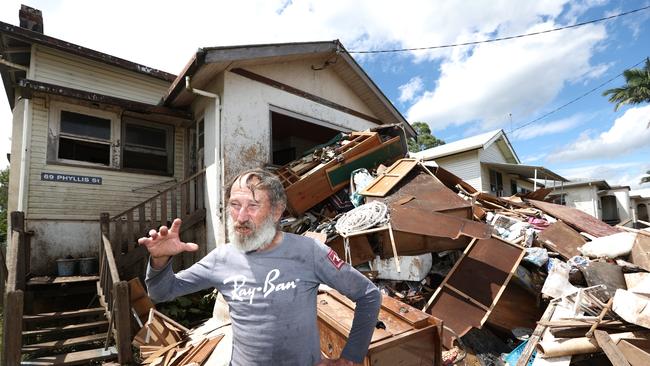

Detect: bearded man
141,168,381,366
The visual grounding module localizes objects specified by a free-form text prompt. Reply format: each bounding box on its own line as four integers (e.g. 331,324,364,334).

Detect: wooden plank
150,199,158,229
22,320,108,337
139,204,146,238
114,281,132,363
21,333,106,353
181,182,188,217
617,339,650,366
594,330,631,366
2,290,23,366
20,346,117,365
170,188,177,221
27,275,99,285
360,158,418,197
115,219,123,254
160,192,167,228
126,211,134,251
23,307,105,322
515,303,557,366
378,293,431,329
186,335,224,364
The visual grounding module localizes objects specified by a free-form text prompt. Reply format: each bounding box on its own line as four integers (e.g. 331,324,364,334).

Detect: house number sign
41,172,102,185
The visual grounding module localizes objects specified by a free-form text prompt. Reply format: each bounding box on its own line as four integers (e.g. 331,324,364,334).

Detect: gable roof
163,40,416,136
546,178,611,190
0,20,176,108
412,129,519,163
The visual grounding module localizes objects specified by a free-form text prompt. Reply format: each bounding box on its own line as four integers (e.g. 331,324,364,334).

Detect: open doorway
270,109,343,166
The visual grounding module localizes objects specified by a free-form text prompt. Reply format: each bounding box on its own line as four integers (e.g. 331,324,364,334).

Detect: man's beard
227,214,278,252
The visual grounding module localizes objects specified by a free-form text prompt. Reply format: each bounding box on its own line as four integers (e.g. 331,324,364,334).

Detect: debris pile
272,127,650,365
131,127,650,365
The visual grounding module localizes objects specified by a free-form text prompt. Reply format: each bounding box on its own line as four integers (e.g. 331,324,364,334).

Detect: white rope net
334,201,389,236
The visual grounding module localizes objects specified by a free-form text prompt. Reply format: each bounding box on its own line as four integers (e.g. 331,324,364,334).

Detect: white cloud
512,114,587,141
0,0,617,168
556,161,650,189
548,105,650,162
522,153,548,164
406,20,608,130
398,77,423,103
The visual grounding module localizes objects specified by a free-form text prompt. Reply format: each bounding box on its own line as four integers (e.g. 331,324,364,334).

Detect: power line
349,5,650,54
508,58,647,134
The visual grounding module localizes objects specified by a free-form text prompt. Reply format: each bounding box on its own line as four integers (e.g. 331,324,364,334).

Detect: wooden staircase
3,171,208,365
20,276,117,365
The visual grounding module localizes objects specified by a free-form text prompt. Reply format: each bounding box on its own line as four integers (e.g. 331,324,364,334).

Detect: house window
50,102,174,175
122,119,174,175
489,170,503,196
54,106,117,167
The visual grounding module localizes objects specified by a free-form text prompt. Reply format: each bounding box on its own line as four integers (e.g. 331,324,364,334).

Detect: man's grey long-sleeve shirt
146,232,381,366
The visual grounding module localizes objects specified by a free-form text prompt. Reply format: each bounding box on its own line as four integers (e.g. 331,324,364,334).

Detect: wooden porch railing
2,211,31,365
103,169,207,281
99,225,131,364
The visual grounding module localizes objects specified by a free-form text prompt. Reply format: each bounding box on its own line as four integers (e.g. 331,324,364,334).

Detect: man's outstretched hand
137,218,199,269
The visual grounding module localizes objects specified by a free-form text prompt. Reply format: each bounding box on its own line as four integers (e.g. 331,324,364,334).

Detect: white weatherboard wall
612,189,632,222
434,150,482,191
32,45,170,104
24,97,184,273
554,185,601,219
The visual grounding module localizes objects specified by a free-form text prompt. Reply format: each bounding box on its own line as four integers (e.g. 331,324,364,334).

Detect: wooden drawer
317,289,442,366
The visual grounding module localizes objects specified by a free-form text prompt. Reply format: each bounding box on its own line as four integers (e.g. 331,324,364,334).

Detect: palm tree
603,58,650,111
642,170,650,185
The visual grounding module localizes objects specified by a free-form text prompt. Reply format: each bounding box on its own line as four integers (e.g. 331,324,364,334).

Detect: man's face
227,175,282,251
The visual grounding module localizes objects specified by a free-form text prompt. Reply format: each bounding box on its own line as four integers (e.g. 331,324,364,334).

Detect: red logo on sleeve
327,248,345,270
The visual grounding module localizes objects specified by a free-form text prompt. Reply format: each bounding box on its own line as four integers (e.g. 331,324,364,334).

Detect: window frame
48,101,175,176
50,102,120,168
120,117,175,176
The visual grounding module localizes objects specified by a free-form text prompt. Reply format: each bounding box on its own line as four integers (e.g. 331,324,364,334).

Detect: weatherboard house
1,7,414,276
411,129,568,197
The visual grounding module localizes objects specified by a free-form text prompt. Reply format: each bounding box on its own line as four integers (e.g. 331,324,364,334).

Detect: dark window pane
61,111,111,140
125,124,166,149
58,137,110,165
123,150,167,173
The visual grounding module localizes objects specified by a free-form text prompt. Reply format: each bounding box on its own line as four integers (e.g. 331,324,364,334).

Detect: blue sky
1,0,649,188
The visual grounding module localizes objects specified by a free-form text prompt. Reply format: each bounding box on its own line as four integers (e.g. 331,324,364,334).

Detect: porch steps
23,307,105,322
20,277,117,365
22,320,109,338
21,334,107,353
20,346,117,365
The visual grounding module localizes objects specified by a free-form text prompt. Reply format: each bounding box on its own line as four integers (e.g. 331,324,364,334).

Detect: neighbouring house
545,179,633,225
630,188,650,227
411,129,567,197
1,6,414,275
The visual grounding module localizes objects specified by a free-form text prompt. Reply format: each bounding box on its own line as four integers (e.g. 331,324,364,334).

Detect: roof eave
0,20,176,82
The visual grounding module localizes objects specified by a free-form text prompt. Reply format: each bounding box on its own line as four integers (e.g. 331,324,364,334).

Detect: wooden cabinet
317,289,443,366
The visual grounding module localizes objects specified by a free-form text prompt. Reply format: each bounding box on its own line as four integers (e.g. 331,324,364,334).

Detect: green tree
603,58,650,111
407,122,445,152
0,167,8,244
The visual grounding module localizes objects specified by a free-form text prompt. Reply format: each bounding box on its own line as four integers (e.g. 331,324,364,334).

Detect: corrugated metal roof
412,129,506,160
482,162,567,182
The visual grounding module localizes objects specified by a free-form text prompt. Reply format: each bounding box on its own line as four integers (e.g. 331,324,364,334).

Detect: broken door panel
360,158,418,197
425,237,525,347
